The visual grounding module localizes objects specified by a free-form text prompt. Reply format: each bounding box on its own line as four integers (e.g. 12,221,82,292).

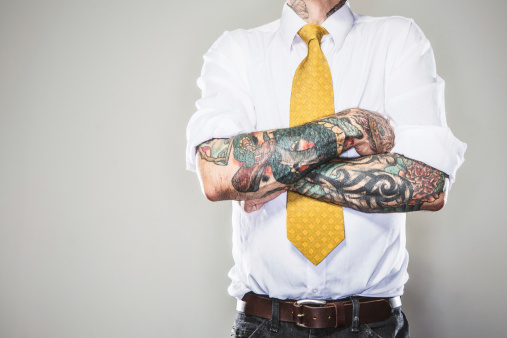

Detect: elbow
434,191,447,211
196,155,235,202
414,170,449,212
425,174,450,212
424,191,446,212
203,183,224,202
199,172,231,202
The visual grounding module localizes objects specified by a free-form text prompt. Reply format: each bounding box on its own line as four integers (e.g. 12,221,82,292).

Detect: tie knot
298,24,329,46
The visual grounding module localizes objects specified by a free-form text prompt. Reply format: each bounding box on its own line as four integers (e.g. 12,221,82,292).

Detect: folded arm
244,154,448,213
197,108,394,201
290,153,448,212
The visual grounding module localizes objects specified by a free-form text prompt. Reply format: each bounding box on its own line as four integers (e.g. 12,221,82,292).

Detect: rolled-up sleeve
186,31,256,172
386,20,466,187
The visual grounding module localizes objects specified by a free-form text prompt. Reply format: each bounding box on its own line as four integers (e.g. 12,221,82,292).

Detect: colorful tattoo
197,139,232,165
231,134,276,193
337,109,395,154
198,109,394,195
230,119,348,192
269,121,346,184
291,154,447,212
395,158,446,205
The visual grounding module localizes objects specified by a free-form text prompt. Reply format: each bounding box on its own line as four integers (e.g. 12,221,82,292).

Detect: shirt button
312,289,318,294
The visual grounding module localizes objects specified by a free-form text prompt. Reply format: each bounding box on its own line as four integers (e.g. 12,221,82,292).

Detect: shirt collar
279,1,354,52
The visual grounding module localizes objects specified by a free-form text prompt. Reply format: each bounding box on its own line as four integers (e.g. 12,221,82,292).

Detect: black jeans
231,307,410,338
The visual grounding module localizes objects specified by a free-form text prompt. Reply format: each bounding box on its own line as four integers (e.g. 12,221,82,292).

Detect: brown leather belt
239,293,395,329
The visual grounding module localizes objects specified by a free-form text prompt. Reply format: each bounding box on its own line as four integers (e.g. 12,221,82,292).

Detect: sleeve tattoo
290,154,448,212
197,109,394,196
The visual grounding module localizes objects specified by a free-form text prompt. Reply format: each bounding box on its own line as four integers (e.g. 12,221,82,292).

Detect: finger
245,201,266,213
244,203,255,213
253,202,265,211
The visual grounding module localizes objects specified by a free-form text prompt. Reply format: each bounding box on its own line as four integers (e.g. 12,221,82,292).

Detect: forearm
289,153,448,212
197,109,394,201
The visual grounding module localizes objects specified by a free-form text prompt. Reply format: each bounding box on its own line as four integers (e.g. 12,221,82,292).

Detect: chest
245,35,390,131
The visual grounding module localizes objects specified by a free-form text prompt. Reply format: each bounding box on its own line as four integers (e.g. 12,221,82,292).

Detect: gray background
0,0,504,337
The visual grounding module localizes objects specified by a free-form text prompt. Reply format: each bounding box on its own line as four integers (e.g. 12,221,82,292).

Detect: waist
237,292,402,329
227,263,408,300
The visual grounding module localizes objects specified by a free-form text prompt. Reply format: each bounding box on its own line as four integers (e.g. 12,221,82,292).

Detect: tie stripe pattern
287,24,345,265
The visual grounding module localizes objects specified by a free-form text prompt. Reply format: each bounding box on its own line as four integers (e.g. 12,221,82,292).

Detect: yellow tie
287,24,345,265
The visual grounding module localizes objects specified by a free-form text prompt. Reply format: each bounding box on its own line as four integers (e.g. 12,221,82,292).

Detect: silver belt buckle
294,299,327,327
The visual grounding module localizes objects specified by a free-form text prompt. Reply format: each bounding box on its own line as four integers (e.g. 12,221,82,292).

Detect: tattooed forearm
231,117,349,192
326,0,347,18
290,154,448,212
197,109,394,200
198,138,232,165
287,0,309,20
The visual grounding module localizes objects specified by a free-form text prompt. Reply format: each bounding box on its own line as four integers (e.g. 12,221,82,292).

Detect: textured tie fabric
287,24,345,265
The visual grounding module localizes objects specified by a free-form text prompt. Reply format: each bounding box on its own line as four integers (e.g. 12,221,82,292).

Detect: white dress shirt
186,2,466,300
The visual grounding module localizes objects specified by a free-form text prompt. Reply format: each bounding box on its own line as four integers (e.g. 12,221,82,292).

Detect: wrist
334,108,395,155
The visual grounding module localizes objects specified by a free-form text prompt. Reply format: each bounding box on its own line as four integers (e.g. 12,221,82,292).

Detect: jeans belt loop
350,296,360,332
270,298,280,333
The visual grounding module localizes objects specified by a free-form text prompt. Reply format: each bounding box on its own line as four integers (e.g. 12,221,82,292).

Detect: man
186,0,466,336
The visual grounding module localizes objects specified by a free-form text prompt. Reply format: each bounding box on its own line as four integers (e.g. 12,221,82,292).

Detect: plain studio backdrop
0,0,505,337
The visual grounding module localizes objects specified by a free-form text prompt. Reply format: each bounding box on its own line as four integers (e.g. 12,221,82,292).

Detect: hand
240,189,286,213
339,109,395,156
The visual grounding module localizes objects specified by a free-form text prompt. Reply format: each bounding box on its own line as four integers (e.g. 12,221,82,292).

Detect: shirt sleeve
385,19,467,187
185,30,256,172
